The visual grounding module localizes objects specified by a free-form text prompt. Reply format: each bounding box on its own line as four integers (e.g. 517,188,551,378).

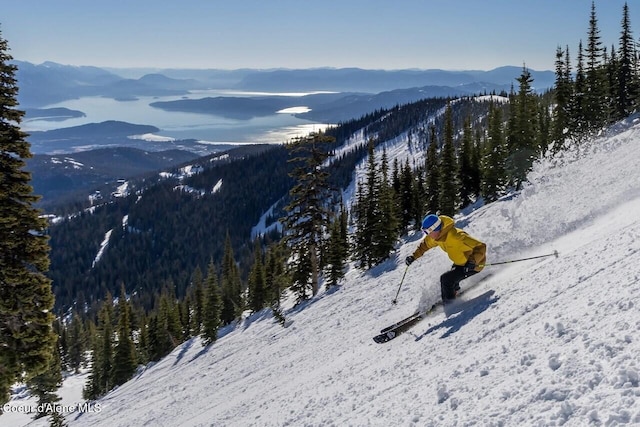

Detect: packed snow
5,115,640,426
91,229,112,268
212,179,223,194
111,181,129,198
128,133,176,142
49,157,85,169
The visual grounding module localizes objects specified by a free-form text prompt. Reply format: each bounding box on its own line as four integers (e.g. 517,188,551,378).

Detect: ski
380,310,422,334
373,302,443,343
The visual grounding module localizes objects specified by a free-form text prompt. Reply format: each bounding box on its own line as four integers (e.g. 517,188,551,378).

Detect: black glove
464,259,476,273
405,255,415,266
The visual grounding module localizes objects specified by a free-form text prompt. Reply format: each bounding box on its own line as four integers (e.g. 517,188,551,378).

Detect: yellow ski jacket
412,215,486,271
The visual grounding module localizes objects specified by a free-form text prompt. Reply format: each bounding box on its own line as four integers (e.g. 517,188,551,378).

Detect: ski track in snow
6,115,640,427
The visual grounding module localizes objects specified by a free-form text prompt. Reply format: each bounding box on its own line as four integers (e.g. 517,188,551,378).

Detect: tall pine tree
424,126,440,215
551,46,574,152
220,233,243,324
111,284,137,388
281,132,334,300
398,160,414,230
26,344,65,426
264,243,289,325
458,116,481,207
572,41,588,137
616,2,636,120
507,66,539,189
324,205,348,288
247,240,267,313
353,139,384,268
66,313,87,374
191,266,205,334
372,147,398,263
584,1,607,130
438,102,459,216
84,295,114,399
481,102,507,202
201,260,222,345
0,31,57,408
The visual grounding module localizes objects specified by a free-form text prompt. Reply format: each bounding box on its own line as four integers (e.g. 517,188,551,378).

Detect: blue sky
1,0,636,71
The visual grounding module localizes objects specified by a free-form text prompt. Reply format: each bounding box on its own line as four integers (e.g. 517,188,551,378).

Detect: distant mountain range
231,67,555,93
14,61,200,107
13,61,555,109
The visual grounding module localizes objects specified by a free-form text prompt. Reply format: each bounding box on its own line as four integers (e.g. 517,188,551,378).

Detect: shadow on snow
415,290,499,341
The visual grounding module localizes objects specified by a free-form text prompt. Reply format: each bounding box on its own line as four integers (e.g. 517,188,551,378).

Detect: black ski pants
440,265,477,300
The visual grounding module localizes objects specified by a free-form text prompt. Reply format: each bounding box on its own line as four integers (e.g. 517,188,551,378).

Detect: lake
22,90,332,145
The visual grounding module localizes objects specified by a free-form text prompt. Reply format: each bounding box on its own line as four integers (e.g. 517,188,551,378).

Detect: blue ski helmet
421,214,442,234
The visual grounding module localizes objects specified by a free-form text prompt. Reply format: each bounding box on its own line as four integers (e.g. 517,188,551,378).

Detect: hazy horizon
2,0,635,71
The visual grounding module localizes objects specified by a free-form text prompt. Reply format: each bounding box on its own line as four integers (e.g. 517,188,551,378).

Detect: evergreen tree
551,45,574,152
398,160,414,230
391,157,403,226
179,296,192,341
247,240,267,313
264,243,289,325
339,202,349,258
481,103,507,202
191,266,205,334
507,66,539,189
136,315,150,365
281,132,334,300
438,102,459,216
470,125,483,199
584,1,607,130
537,98,552,155
572,41,588,137
617,2,636,119
158,291,182,351
111,285,137,388
26,344,65,425
83,326,102,400
412,164,427,228
220,233,243,323
54,319,67,371
0,32,57,407
98,297,114,394
352,179,371,267
66,313,87,374
84,296,114,399
458,116,481,207
201,261,222,345
146,315,163,362
353,139,382,268
290,253,312,301
325,205,348,288
424,126,440,215
605,46,619,123
371,148,397,263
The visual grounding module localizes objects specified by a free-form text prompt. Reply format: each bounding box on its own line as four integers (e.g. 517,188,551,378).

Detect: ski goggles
422,218,442,235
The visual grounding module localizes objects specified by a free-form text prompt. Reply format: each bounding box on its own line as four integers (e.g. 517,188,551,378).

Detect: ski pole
479,250,559,268
392,265,409,305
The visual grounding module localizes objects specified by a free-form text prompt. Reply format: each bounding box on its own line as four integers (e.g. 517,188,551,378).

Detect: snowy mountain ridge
6,115,640,426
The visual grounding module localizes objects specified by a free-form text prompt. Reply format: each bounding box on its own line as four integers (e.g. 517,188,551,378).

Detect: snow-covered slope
8,116,640,426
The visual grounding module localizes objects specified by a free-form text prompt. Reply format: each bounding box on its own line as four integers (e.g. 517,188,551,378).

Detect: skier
405,214,486,302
